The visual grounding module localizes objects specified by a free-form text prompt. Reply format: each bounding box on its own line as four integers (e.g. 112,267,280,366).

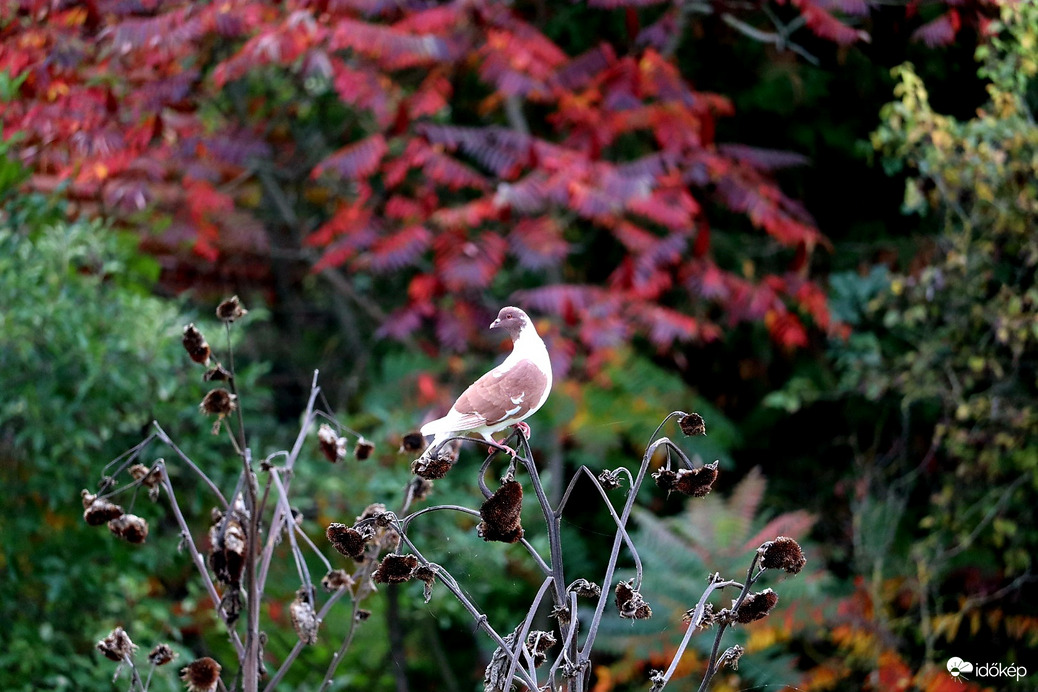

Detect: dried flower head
129,463,161,490
148,643,177,666
406,476,434,503
322,569,354,592
203,364,232,382
478,479,524,543
400,431,425,453
653,462,718,497
615,580,652,620
200,389,237,417
215,295,248,323
525,631,557,667
373,553,419,584
290,591,319,645
83,496,124,526
414,564,437,603
597,469,623,491
356,609,371,621
209,514,246,586
683,602,716,629
679,412,706,436
326,523,369,561
569,579,602,598
108,514,149,543
354,438,375,460
734,588,778,624
180,657,222,692
411,455,454,480
759,536,807,574
317,424,347,463
96,626,137,661
357,503,387,523
719,644,744,671
182,324,211,366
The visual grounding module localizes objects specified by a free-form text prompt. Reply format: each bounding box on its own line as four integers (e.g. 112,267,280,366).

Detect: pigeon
420,306,552,458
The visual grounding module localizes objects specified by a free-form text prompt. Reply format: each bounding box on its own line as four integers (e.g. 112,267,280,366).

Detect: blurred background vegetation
1,0,1036,690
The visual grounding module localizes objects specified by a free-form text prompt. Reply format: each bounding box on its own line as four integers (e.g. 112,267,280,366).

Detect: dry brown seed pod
597,469,623,490
568,579,602,598
108,514,149,543
180,657,222,692
400,431,425,453
614,580,652,620
203,364,232,382
525,631,557,667
406,476,433,503
290,591,319,645
148,643,177,666
673,462,719,497
679,412,706,436
215,295,248,323
129,463,161,488
96,626,136,662
326,523,368,561
354,438,375,460
322,569,354,592
317,424,346,463
759,536,807,574
209,514,246,586
477,480,524,543
200,389,237,417
182,324,211,366
84,497,124,526
373,553,419,584
734,588,778,624
411,455,453,480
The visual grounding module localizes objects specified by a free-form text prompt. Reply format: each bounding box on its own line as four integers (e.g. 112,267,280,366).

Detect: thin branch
153,423,229,508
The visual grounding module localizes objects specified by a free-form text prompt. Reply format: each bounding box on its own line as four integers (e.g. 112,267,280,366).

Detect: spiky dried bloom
203,364,232,382
129,463,161,489
356,609,371,621
108,514,148,543
354,438,375,460
569,578,602,598
653,462,718,497
182,324,211,366
615,580,652,620
148,643,177,666
597,469,623,491
357,503,387,523
414,564,437,603
96,626,136,661
83,495,124,526
322,569,354,592
734,588,778,624
215,295,248,323
679,412,706,437
317,424,347,463
411,455,453,479
525,631,557,667
683,603,716,629
200,388,237,417
478,479,524,543
209,513,246,585
406,476,433,503
290,591,319,645
719,644,745,671
180,657,222,692
326,523,368,561
373,553,419,584
759,536,807,574
400,431,425,453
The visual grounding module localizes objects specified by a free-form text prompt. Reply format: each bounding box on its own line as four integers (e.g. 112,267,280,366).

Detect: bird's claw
513,421,531,441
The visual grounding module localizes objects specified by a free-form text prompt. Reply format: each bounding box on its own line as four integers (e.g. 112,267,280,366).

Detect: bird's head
490,306,530,340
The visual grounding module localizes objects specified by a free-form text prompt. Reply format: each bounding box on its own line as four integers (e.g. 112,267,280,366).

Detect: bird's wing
447,358,549,430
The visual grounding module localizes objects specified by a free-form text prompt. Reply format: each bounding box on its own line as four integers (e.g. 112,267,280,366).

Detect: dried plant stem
156,461,245,657
501,576,554,692
262,585,350,692
318,599,365,692
697,556,763,692
655,574,739,689
269,468,314,599
153,423,229,508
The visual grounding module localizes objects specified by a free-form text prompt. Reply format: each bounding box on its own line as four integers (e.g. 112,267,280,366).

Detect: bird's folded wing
448,358,548,430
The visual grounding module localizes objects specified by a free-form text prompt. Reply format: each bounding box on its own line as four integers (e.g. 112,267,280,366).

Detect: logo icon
948,657,974,681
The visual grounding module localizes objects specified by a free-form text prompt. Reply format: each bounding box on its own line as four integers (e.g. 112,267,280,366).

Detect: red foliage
1,0,979,362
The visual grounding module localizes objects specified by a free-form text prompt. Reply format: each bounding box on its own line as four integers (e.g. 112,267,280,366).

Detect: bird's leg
484,434,519,459
513,421,531,441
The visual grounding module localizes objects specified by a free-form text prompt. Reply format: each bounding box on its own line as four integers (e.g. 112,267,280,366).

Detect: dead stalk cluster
85,297,805,692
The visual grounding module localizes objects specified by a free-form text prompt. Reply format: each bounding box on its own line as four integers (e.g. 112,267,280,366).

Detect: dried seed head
614,580,652,620
356,609,371,621
180,657,222,692
83,496,124,526
203,364,232,382
148,643,177,666
759,536,807,574
597,469,623,491
525,631,557,667
400,431,425,453
683,602,716,629
406,476,433,503
326,523,368,561
373,553,419,584
182,324,211,366
679,412,706,437
568,579,602,598
478,479,524,543
411,455,454,480
290,591,319,645
209,515,246,586
357,503,387,523
129,463,161,489
96,626,137,662
317,424,347,463
735,588,779,624
81,489,97,508
719,644,744,671
108,514,149,543
322,569,354,592
653,462,718,497
215,295,248,323
414,564,437,603
200,389,237,417
652,468,678,492
354,438,375,460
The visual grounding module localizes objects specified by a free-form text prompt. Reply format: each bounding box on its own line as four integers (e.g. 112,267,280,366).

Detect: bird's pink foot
513,421,531,441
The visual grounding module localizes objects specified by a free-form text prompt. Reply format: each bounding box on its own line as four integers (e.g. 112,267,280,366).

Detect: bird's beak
489,318,501,330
